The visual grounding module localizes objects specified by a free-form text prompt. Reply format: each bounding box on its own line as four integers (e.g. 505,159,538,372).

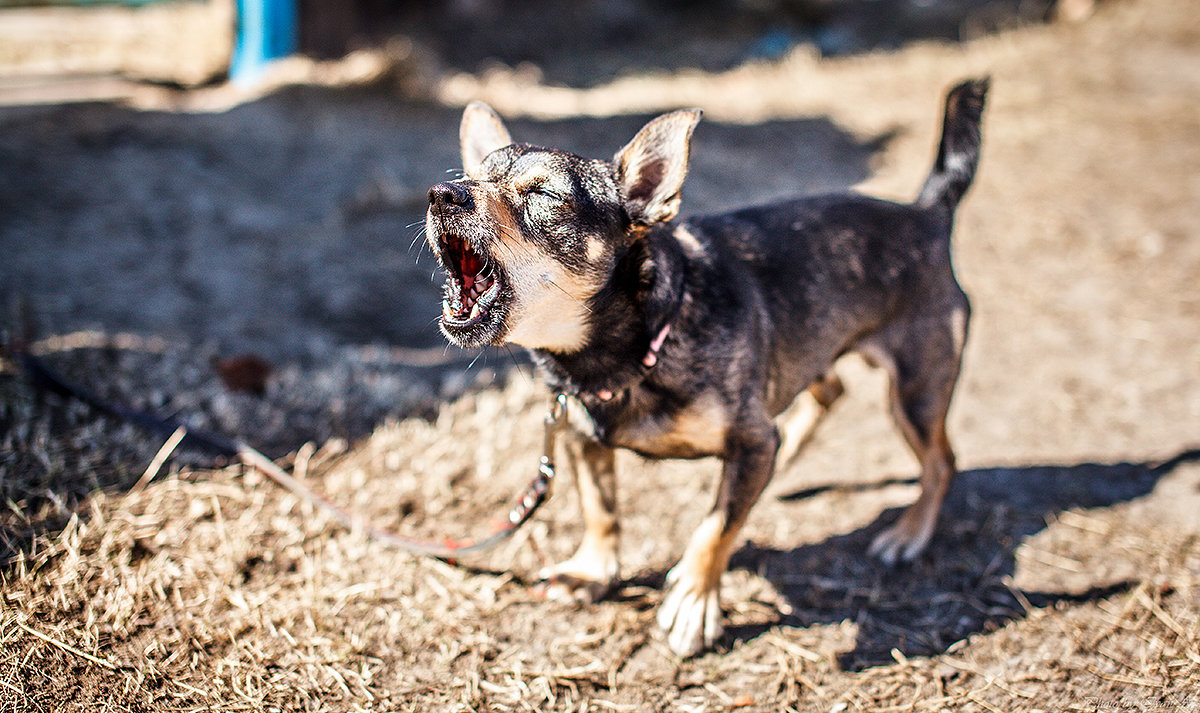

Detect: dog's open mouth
440,234,502,328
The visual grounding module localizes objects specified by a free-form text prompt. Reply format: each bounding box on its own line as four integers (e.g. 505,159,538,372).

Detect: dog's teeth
478,279,501,309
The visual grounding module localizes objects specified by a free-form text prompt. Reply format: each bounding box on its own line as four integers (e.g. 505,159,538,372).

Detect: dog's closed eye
523,183,569,204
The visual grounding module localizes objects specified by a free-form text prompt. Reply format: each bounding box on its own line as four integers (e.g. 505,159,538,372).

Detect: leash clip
541,392,569,469
506,393,569,526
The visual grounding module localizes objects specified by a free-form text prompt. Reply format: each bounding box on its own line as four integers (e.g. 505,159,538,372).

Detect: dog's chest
582,390,730,460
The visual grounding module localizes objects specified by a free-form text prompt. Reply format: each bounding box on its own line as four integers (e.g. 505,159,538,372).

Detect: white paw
535,548,618,604
868,520,933,565
656,567,723,657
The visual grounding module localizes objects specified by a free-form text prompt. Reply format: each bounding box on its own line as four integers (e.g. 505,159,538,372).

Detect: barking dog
426,79,989,656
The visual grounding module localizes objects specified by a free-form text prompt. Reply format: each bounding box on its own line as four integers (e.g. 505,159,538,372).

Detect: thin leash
7,336,570,561
240,393,569,559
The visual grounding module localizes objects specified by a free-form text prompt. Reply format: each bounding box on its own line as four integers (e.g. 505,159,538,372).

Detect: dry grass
2,371,1198,711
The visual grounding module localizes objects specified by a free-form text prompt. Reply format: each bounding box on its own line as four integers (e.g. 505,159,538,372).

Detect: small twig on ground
130,425,187,494
1133,586,1188,640
14,618,118,670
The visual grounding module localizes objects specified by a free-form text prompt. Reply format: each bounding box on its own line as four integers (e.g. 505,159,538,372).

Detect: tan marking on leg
949,306,968,359
675,511,736,592
776,391,823,470
775,372,843,471
870,423,955,563
574,440,619,553
657,511,739,655
538,434,619,602
659,419,779,655
869,347,959,563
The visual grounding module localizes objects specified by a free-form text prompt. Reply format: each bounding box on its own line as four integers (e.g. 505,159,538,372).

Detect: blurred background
0,0,1087,91
0,0,1107,442
1,0,1195,492
1,0,1196,483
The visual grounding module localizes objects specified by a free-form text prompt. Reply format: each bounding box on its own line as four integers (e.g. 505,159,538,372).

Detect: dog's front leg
657,418,779,656
537,429,620,603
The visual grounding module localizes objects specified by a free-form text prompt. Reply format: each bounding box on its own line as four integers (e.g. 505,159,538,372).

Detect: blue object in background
230,0,297,84
744,27,798,62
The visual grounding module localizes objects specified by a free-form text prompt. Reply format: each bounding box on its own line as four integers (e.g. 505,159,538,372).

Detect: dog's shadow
725,448,1200,669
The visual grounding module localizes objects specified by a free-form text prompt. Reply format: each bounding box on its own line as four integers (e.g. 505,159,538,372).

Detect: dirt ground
1,0,1199,710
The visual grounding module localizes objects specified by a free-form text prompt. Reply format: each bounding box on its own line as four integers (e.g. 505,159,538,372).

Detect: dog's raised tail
916,77,990,213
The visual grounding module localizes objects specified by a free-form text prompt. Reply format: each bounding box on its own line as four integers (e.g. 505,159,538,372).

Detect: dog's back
677,78,989,414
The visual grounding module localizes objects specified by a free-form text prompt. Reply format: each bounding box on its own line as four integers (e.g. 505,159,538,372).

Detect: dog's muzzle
428,181,474,214
426,181,504,333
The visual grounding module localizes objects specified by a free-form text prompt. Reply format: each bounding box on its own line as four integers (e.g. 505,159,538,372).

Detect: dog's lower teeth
441,271,497,325
478,279,500,309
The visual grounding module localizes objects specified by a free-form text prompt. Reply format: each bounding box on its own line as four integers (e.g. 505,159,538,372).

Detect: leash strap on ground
9,339,569,562
236,394,564,559
238,392,568,560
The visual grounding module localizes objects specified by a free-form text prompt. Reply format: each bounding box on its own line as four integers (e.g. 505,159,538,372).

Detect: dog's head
426,102,700,352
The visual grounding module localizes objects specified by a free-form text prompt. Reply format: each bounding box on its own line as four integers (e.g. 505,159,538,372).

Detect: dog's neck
531,227,689,398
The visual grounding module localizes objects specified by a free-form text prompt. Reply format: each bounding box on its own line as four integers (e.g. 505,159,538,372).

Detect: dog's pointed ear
460,101,513,178
614,109,701,227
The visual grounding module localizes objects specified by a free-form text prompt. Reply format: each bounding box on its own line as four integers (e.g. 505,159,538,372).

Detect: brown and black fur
426,78,989,656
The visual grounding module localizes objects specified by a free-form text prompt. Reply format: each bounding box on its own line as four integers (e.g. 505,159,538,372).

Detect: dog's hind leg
657,414,779,656
775,370,844,472
863,304,969,564
537,429,620,603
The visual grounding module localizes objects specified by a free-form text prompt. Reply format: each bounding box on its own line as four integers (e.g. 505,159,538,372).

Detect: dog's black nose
428,182,474,213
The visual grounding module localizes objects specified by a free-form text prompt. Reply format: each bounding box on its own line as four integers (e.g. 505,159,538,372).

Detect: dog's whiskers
503,344,532,384
465,347,488,373
408,226,429,254
545,278,592,313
